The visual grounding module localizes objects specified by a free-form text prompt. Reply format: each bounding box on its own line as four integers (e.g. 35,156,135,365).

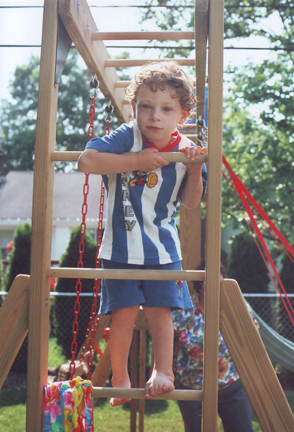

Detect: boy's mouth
147,126,161,131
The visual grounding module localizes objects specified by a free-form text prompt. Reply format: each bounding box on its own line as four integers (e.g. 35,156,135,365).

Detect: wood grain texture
59,0,130,123
220,279,294,432
201,0,224,430
0,275,30,389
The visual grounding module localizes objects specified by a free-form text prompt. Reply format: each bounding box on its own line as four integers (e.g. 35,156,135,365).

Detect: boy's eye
163,107,172,112
141,104,151,109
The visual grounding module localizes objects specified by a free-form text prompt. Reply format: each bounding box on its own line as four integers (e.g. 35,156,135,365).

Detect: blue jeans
175,379,254,432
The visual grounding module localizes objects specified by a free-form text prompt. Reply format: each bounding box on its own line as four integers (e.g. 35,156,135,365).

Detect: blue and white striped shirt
86,121,207,265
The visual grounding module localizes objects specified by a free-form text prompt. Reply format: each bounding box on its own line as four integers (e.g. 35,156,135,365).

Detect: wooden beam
139,330,146,432
195,0,209,123
0,275,30,389
104,58,195,68
51,150,207,163
220,279,294,432
26,0,59,430
92,31,194,41
58,0,130,124
202,0,224,430
48,267,206,281
91,387,203,401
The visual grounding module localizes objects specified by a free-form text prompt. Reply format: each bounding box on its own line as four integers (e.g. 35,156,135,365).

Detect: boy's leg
109,304,140,406
143,306,175,398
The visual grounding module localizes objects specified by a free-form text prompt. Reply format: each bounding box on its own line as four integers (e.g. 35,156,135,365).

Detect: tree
0,50,130,173
139,1,294,247
276,248,294,342
227,231,270,295
4,223,32,372
5,223,31,291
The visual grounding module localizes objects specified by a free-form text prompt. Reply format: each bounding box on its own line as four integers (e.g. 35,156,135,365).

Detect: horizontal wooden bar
91,387,203,401
105,59,196,68
47,267,205,281
179,124,197,130
51,151,207,163
115,80,197,88
115,81,131,88
92,31,195,41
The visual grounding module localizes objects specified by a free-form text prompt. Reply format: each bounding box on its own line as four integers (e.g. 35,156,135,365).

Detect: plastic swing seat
43,376,94,432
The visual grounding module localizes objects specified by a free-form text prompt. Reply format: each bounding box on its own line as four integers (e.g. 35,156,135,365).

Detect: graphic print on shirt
129,171,158,188
121,172,136,232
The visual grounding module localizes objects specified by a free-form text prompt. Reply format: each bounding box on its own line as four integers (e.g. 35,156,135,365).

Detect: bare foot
110,378,131,407
144,370,174,400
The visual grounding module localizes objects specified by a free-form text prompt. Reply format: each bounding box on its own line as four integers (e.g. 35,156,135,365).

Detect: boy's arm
180,146,208,210
78,147,169,175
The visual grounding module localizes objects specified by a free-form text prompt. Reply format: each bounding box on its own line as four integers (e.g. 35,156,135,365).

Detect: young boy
78,61,208,406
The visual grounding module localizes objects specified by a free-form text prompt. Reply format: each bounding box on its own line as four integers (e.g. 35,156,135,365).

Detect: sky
0,0,282,102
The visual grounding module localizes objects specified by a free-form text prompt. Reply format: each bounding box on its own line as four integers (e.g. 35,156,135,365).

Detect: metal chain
69,76,99,380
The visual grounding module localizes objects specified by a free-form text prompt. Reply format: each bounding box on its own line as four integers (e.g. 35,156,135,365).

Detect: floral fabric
43,376,94,432
172,294,259,390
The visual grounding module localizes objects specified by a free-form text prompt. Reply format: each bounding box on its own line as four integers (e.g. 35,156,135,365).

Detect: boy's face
132,84,189,150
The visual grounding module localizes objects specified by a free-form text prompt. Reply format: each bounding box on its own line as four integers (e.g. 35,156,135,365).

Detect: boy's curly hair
125,61,196,112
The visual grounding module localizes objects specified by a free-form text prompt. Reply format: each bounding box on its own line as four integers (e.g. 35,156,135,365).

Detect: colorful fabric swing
43,377,93,432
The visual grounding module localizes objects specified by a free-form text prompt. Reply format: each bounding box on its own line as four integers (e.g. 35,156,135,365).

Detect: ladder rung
178,124,197,130
115,80,197,88
105,59,195,68
91,387,203,401
51,151,207,163
92,31,195,41
115,81,131,88
48,267,206,281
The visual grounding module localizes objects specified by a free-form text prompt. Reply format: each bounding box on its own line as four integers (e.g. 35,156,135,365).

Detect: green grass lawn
1,382,288,432
0,338,293,431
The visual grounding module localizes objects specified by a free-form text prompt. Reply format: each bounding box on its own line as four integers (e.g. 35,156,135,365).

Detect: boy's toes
110,397,131,407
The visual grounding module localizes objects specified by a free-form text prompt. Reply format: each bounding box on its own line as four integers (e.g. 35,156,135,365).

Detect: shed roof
0,171,103,222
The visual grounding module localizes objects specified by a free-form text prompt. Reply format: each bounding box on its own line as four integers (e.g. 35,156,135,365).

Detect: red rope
222,155,294,326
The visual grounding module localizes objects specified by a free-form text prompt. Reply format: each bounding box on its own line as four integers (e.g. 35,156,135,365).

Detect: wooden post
0,275,30,389
220,279,294,432
26,0,60,430
180,205,202,292
130,330,139,432
138,330,146,432
201,0,224,431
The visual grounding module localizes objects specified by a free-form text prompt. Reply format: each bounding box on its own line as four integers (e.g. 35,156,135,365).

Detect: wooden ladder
17,0,294,431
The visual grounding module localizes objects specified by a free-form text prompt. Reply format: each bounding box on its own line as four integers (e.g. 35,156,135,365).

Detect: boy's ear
179,110,190,125
131,101,136,119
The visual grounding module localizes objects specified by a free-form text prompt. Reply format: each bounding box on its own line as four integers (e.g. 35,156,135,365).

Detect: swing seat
43,376,94,432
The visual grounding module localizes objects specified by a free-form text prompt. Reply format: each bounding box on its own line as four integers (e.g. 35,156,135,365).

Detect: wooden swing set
0,0,294,431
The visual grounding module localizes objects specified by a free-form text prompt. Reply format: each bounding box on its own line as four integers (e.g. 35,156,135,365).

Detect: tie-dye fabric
43,376,94,432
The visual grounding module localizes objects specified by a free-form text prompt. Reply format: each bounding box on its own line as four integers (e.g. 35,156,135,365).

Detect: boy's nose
150,108,161,121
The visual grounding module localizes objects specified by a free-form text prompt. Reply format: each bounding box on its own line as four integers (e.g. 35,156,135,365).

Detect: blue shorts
99,260,192,315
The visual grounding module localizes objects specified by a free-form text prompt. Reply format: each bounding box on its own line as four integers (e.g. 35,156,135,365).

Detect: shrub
227,231,270,321
227,231,269,294
4,223,31,372
276,248,294,342
5,223,31,291
53,226,99,359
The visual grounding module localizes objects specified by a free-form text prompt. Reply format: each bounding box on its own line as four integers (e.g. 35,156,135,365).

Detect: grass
0,338,293,431
0,389,268,432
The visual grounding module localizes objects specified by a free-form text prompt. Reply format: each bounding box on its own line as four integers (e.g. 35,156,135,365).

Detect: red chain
69,172,90,379
69,94,97,379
